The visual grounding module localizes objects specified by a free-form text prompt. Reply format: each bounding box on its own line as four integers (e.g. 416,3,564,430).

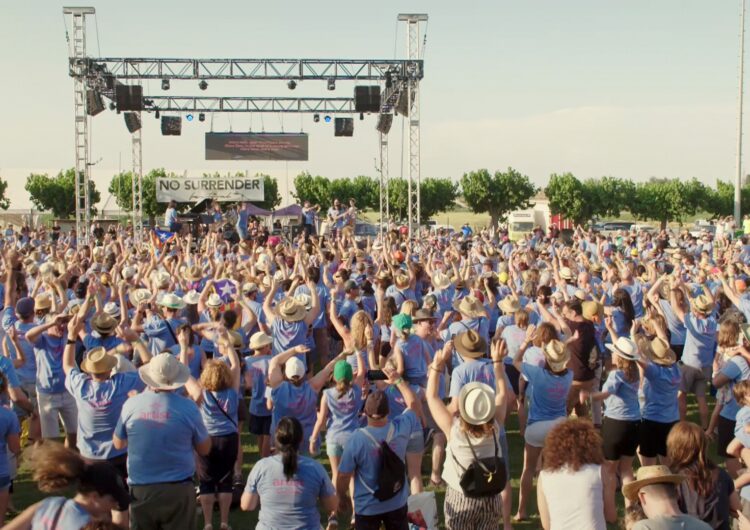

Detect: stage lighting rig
313,114,320,122
199,113,206,122
327,78,336,91
287,80,297,90
199,80,208,90
161,79,170,90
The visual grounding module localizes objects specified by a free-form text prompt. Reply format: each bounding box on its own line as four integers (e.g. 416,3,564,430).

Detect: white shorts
38,391,78,439
524,417,565,448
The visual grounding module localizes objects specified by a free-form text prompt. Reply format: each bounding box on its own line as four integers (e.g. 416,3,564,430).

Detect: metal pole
131,116,143,243
737,0,746,228
379,132,389,236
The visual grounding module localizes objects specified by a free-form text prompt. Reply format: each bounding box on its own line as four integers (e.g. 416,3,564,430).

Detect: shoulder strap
164,319,178,344
206,391,237,428
356,427,382,495
50,498,66,530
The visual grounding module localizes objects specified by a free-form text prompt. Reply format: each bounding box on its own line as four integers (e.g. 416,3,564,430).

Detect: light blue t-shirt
245,454,335,530
682,313,717,369
734,406,750,448
339,410,419,516
1,308,37,384
449,359,496,398
65,368,145,460
398,334,428,387
246,355,272,417
270,319,308,360
658,299,686,346
642,363,681,423
270,382,317,452
521,363,573,425
0,356,20,390
114,390,209,485
324,386,363,447
0,407,19,478
32,498,90,530
31,333,67,394
720,356,750,421
601,370,640,421
201,388,238,437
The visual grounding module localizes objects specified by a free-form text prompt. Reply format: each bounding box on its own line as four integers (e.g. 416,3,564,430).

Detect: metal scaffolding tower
379,132,389,235
63,6,95,247
398,13,427,239
131,117,143,243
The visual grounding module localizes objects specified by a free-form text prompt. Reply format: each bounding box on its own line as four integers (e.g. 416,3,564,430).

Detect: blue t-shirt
201,388,239,437
270,382,317,452
719,356,750,421
246,454,335,530
295,284,328,330
658,299,686,346
734,406,750,448
82,332,123,353
449,359,496,398
521,364,573,425
339,411,419,516
246,355,272,417
1,308,37,384
31,333,67,394
65,368,145,460
143,316,186,354
0,407,19,478
0,356,20,390
682,313,717,369
114,390,209,485
601,370,640,421
167,344,203,380
398,334,428,387
642,363,681,423
338,299,359,327
271,319,308,359
324,386,363,447
32,498,90,530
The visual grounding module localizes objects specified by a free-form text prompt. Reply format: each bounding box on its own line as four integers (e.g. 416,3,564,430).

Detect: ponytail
275,417,303,481
336,378,352,399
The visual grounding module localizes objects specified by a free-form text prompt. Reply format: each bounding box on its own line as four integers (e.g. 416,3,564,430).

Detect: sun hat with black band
458,382,496,425
622,465,684,502
454,330,487,359
138,352,190,391
249,331,273,351
605,337,640,361
81,347,118,375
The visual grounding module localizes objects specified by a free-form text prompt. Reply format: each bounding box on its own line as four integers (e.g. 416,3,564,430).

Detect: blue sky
0,1,744,208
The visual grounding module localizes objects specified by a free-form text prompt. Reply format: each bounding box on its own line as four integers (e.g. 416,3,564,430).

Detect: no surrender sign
156,177,264,203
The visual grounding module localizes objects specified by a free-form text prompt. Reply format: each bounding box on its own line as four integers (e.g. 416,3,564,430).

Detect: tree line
14,168,750,229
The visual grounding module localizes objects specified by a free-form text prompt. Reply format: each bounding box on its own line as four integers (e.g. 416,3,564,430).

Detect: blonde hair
401,300,418,317
514,309,529,329
718,320,741,349
200,360,232,392
615,353,639,383
350,310,373,351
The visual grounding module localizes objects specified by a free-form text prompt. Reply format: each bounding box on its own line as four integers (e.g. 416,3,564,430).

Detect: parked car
598,221,635,235
354,222,380,237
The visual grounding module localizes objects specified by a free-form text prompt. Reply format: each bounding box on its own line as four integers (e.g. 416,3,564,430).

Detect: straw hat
153,270,171,288
103,302,121,319
559,267,575,281
394,273,410,290
206,294,223,308
185,265,203,281
80,347,117,375
453,295,485,319
294,293,312,311
498,296,521,315
92,313,118,335
458,382,496,426
158,293,186,310
432,272,451,290
648,337,676,366
121,266,137,280
34,293,52,311
454,330,487,359
242,282,258,294
138,352,190,390
622,465,684,502
573,289,586,301
182,290,201,305
582,301,603,321
128,288,152,308
606,337,640,361
249,332,273,350
693,294,714,314
543,340,571,372
277,298,306,322
589,262,603,273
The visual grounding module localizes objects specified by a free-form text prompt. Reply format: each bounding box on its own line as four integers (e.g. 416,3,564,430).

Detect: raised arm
491,339,509,426
426,341,453,438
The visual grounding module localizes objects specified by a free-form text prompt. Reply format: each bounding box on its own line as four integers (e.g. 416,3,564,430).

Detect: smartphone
366,369,388,381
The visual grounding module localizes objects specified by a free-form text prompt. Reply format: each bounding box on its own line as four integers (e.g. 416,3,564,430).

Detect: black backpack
358,425,406,502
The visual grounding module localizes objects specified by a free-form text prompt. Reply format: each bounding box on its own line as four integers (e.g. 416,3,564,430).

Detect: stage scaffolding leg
132,117,143,243
379,132,389,237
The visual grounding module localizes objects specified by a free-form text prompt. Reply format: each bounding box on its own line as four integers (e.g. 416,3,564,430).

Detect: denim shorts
326,442,344,458
0,475,10,490
406,431,425,454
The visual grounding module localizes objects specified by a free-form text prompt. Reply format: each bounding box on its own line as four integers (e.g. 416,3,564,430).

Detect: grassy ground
7,397,711,529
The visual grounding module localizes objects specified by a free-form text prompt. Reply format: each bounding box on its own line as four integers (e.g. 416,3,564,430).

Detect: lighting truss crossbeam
145,96,355,114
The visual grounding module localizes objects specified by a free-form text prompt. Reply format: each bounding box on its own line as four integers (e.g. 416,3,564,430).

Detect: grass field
7,397,712,529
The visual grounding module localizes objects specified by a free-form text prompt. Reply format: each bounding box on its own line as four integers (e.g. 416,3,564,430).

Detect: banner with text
156,177,264,203
205,132,309,161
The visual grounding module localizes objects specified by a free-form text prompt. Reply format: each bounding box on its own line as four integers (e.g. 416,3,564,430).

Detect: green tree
293,172,332,209
584,176,637,219
705,180,750,218
26,168,100,218
0,176,10,210
348,175,380,211
386,177,459,222
461,168,538,227
545,173,592,224
109,168,179,224
630,178,706,229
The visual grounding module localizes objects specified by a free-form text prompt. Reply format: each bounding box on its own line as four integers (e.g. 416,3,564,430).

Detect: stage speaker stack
354,86,381,113
115,84,144,111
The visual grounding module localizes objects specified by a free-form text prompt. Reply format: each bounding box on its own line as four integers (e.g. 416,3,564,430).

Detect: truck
507,209,545,241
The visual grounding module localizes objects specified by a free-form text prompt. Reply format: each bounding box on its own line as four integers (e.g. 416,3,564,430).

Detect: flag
152,228,176,247
214,279,237,304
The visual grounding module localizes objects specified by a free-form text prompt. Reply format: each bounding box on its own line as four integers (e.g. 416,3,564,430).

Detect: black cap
81,462,129,511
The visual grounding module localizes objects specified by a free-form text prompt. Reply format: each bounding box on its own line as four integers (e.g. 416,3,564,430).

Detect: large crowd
0,200,750,529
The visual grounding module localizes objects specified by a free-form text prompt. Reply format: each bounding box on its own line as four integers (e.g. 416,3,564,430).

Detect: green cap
392,313,413,331
333,360,353,382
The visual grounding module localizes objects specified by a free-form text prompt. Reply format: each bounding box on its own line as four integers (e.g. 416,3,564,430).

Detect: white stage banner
156,177,264,203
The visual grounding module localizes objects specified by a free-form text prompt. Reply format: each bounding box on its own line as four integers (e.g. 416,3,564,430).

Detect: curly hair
541,419,604,472
200,360,232,392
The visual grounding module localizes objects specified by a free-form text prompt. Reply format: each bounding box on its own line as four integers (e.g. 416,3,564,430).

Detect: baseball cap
364,390,390,418
344,280,359,293
333,360,353,382
392,313,413,331
284,357,306,379
15,297,34,319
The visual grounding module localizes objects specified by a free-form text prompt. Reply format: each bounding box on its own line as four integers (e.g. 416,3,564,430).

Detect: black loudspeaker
115,84,143,111
376,113,393,135
395,90,411,117
334,117,354,137
161,116,182,136
86,90,105,116
124,112,141,133
354,86,381,113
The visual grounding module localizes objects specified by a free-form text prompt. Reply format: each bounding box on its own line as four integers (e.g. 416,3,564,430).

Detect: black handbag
451,427,506,498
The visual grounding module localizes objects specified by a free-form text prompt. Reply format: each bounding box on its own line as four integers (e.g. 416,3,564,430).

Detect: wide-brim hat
81,346,117,374
121,266,137,280
559,267,575,281
412,309,436,323
605,337,640,361
432,272,451,290
182,290,201,305
92,313,118,335
34,293,52,311
458,382,496,426
103,302,121,319
153,270,171,288
582,301,603,321
294,293,312,311
498,296,521,315
278,298,306,322
454,330,487,359
206,293,223,308
453,295,485,319
185,265,203,281
543,340,571,372
138,352,190,390
159,293,186,310
249,331,273,350
693,294,714,314
394,273,410,289
622,465,684,502
128,288,152,308
374,271,392,282
648,337,677,366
